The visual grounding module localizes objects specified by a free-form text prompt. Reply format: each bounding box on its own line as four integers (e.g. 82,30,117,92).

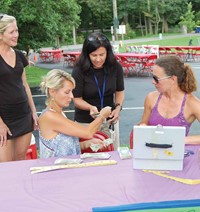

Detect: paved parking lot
32,59,200,147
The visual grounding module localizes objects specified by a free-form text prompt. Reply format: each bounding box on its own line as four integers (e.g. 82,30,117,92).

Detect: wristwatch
115,103,122,111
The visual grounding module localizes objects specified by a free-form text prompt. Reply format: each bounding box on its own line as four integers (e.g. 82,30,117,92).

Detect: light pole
113,0,119,42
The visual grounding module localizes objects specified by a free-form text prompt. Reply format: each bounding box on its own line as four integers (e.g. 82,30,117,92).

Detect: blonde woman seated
39,69,111,158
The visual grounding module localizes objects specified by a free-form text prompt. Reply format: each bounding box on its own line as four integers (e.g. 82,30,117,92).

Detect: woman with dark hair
72,32,124,148
140,55,200,144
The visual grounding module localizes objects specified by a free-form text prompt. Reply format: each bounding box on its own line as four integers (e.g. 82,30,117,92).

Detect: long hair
155,55,197,93
75,32,118,74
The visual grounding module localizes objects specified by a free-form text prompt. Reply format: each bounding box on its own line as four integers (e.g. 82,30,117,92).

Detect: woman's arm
73,97,99,115
109,90,124,123
39,106,111,139
185,95,200,144
140,92,154,125
185,135,200,144
22,70,38,129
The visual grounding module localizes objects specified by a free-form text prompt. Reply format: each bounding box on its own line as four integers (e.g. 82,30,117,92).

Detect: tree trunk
148,17,153,35
155,5,160,34
147,0,153,35
139,12,144,36
144,16,148,35
162,16,168,33
123,15,128,24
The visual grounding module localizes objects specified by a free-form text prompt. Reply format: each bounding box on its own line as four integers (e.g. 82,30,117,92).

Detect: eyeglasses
87,35,107,42
152,75,172,84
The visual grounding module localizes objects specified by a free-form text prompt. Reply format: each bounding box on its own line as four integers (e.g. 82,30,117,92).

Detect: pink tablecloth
0,146,200,212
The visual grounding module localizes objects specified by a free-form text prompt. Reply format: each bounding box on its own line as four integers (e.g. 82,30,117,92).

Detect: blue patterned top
39,109,81,158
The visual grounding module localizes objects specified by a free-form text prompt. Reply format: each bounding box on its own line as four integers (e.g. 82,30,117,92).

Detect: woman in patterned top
39,69,111,158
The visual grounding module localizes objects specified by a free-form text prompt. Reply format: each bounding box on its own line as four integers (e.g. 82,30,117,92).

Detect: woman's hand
99,106,112,120
108,107,121,124
89,106,99,119
0,121,12,146
32,112,39,130
86,138,107,151
138,123,147,126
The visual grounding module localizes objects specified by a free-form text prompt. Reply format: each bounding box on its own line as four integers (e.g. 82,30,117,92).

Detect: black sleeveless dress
0,49,33,139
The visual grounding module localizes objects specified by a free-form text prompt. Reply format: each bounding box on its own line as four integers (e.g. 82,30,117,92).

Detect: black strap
145,143,172,149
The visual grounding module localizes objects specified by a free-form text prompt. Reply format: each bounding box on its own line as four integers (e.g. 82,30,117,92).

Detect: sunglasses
152,75,172,84
0,13,6,20
87,35,107,42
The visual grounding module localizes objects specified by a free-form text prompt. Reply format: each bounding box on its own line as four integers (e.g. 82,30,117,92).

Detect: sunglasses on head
0,14,4,20
87,35,107,43
152,75,172,84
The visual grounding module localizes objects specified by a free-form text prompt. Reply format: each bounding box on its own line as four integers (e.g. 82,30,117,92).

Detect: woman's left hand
81,138,107,151
90,138,107,150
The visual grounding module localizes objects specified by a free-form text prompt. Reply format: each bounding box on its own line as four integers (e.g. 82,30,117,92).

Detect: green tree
117,0,187,35
195,11,200,26
1,0,81,51
79,0,113,32
179,2,196,33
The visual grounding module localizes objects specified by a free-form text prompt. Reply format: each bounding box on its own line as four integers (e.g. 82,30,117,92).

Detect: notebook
133,125,186,171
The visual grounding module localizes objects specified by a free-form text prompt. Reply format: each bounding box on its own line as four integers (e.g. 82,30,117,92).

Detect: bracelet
115,103,122,111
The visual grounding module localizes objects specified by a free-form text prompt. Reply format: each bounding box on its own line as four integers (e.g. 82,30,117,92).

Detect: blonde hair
40,69,75,105
0,14,16,34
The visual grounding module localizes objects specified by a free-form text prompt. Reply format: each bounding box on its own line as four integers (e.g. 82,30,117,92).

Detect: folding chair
165,47,176,56
142,45,159,57
26,134,38,160
175,47,186,61
117,56,137,77
53,50,63,63
141,54,157,76
159,47,166,57
189,47,200,62
39,52,49,63
63,55,76,67
129,129,134,149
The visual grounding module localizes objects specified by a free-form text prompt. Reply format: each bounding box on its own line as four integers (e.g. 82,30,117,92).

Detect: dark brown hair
155,55,197,93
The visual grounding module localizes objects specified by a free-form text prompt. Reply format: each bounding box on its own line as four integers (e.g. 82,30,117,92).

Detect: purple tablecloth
0,146,200,212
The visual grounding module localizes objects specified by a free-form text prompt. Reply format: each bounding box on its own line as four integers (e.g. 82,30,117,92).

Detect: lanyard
93,68,106,109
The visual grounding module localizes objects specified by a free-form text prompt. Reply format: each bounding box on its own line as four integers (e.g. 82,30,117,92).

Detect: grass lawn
25,66,49,88
119,34,200,52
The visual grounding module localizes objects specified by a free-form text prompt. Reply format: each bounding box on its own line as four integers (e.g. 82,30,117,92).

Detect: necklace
164,110,169,118
49,108,57,112
48,107,66,117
